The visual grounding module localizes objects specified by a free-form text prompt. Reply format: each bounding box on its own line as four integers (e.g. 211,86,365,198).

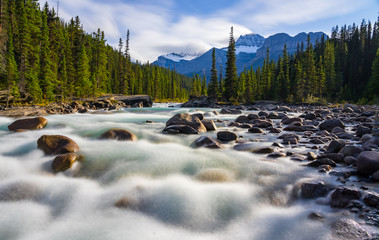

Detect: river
0,104,375,240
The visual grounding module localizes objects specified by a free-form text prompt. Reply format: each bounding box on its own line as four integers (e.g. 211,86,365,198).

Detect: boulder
166,113,206,133
282,117,302,125
307,158,336,167
217,131,238,142
356,125,371,137
363,193,379,208
254,120,272,128
301,181,328,198
51,153,79,173
247,113,259,120
339,145,362,157
252,147,275,154
268,112,281,119
248,127,264,133
307,152,317,160
330,187,361,208
37,135,79,155
331,218,371,240
270,128,282,133
327,140,346,153
8,117,48,131
235,115,250,123
163,125,199,134
356,151,379,175
201,120,217,131
304,112,316,120
100,129,137,141
193,136,223,149
267,152,286,158
181,95,216,108
277,106,291,112
344,156,357,165
319,119,345,132
192,113,204,121
317,153,344,163
113,95,153,107
258,111,269,117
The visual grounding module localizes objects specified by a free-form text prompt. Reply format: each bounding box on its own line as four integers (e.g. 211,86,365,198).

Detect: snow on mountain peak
163,52,202,62
235,33,265,47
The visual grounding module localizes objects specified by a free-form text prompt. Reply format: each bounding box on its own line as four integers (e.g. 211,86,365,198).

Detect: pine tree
366,48,379,102
324,40,336,99
76,43,91,97
315,56,326,98
208,48,218,99
224,27,237,101
201,75,207,95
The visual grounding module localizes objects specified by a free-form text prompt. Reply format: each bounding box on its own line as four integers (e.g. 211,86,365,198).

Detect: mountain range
153,32,327,81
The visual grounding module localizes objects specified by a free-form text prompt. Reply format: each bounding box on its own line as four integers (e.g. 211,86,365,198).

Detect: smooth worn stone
339,145,363,157
327,140,346,153
282,117,302,125
301,180,328,198
310,138,325,144
267,152,286,158
114,196,140,210
305,113,316,120
217,131,238,142
270,128,282,133
291,154,306,161
235,115,250,123
51,153,79,173
331,187,361,208
272,142,285,148
373,170,379,181
192,113,204,121
308,212,324,221
113,95,152,107
37,135,79,155
282,137,298,145
307,152,317,160
193,136,223,149
279,133,300,140
356,151,379,176
258,111,269,117
8,116,48,132
268,112,281,119
356,125,371,137
196,168,234,182
363,193,379,208
331,218,371,240
284,125,305,132
252,147,275,154
254,120,273,128
233,143,257,152
277,106,291,112
164,125,199,134
331,127,345,134
247,113,259,120
344,156,357,165
248,127,264,133
317,153,344,163
307,158,336,167
319,119,345,132
201,120,217,131
166,113,207,133
100,129,137,141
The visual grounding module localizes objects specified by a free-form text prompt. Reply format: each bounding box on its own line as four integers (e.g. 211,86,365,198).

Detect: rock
235,115,250,123
344,156,357,165
254,120,272,128
339,145,363,157
201,120,217,131
304,113,316,120
331,218,371,240
363,193,379,208
319,119,345,132
8,116,48,131
301,181,328,198
327,140,346,153
248,127,264,133
220,108,242,114
196,168,233,182
217,131,238,141
282,117,302,125
317,153,344,163
253,147,275,154
291,154,306,161
270,128,282,133
247,113,259,120
284,124,305,132
192,113,204,121
37,135,79,155
233,143,256,152
163,125,199,134
307,158,336,167
272,142,285,148
181,95,216,108
114,95,153,107
277,106,291,112
100,129,137,141
166,113,206,133
331,187,361,208
193,136,223,149
308,212,324,221
356,151,379,175
51,153,79,173
258,111,269,117
373,170,379,181
114,196,140,210
267,152,286,158
307,152,317,160
356,125,371,137
268,112,281,119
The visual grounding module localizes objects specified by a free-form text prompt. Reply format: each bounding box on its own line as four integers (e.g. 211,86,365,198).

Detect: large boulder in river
217,131,238,141
201,120,217,131
301,180,328,199
356,151,379,176
113,95,152,107
166,113,206,133
8,116,47,131
330,187,361,208
319,119,345,132
51,153,79,173
100,129,137,141
37,135,79,155
193,136,223,149
331,218,371,240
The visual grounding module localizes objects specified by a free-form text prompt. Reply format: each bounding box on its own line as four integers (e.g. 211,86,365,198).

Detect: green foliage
224,27,238,101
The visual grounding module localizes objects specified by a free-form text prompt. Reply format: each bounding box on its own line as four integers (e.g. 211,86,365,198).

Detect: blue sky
40,0,378,62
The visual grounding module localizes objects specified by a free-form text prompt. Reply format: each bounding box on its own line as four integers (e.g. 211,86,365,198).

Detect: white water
0,105,370,240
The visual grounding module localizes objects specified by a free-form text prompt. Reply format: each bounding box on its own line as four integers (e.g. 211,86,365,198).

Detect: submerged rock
37,135,79,155
8,116,48,131
193,136,223,149
100,129,137,141
0,181,41,201
196,168,234,182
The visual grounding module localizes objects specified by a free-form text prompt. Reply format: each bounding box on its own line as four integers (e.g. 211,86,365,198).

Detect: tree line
201,20,379,104
0,0,192,105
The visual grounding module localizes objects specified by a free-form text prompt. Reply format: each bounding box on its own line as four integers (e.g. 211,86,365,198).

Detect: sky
39,0,378,62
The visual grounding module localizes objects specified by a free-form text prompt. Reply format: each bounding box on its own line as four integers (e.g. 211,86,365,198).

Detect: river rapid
0,104,375,240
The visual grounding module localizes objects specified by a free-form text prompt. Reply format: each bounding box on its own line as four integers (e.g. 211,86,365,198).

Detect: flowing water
0,105,374,240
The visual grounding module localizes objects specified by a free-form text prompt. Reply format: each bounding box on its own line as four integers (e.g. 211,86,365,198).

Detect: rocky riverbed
0,100,378,240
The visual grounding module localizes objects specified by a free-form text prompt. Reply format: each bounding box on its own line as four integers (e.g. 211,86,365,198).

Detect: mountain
153,32,327,81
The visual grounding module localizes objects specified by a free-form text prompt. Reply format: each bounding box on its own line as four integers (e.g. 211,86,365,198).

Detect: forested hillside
202,21,379,104
0,0,191,104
